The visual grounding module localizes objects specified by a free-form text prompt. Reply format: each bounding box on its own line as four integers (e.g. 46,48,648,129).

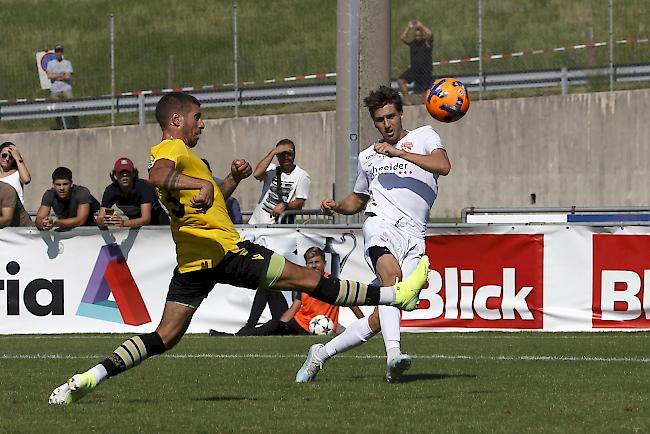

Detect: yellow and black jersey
148,139,241,273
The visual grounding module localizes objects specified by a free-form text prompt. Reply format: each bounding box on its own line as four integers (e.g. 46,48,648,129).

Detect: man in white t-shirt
248,138,310,225
245,138,311,335
296,85,450,383
46,44,78,129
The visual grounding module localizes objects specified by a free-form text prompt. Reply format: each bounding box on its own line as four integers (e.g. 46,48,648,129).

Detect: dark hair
276,138,295,153
155,92,201,129
363,85,403,116
304,246,326,261
51,166,73,182
0,142,17,169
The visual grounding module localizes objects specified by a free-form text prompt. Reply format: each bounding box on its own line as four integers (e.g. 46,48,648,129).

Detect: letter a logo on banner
76,244,151,325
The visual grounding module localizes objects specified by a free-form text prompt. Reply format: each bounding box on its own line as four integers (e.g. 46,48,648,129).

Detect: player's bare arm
320,192,368,216
149,158,214,211
279,299,303,323
220,159,252,199
374,142,451,176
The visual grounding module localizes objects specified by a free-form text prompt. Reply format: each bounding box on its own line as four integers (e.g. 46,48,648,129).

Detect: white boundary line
3,353,650,363
4,333,650,340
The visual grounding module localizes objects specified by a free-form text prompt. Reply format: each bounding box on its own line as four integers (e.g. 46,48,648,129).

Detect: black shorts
167,240,274,307
284,318,310,335
399,67,432,94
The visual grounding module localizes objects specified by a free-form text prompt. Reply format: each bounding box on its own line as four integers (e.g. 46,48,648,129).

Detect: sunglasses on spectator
0,153,13,159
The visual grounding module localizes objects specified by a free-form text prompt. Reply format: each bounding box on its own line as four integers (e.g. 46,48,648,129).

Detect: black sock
100,332,166,377
311,275,380,306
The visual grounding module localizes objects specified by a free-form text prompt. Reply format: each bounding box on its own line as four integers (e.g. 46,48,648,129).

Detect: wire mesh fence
1,0,649,104
392,0,650,100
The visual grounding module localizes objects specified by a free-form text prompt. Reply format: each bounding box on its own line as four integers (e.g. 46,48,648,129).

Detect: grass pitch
2,332,650,433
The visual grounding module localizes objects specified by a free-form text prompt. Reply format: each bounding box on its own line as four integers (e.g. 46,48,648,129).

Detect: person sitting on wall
0,182,32,228
35,166,100,231
96,157,170,228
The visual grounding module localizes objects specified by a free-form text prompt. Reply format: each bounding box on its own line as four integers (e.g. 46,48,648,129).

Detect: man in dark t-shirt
397,20,433,105
96,157,169,228
35,166,99,230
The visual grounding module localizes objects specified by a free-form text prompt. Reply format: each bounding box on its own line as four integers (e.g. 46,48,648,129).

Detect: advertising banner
2,225,650,334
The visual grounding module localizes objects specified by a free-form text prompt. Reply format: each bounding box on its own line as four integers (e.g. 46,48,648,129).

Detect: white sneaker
385,353,412,382
48,372,96,405
295,344,325,383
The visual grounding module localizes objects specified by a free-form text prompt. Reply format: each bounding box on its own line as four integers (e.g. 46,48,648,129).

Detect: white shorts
362,215,425,278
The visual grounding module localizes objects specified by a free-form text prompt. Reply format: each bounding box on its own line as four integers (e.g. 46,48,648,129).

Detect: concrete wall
3,88,649,218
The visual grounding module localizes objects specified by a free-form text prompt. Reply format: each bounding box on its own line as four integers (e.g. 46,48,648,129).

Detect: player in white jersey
296,85,450,382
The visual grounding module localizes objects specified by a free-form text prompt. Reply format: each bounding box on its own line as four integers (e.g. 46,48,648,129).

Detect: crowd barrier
1,224,650,334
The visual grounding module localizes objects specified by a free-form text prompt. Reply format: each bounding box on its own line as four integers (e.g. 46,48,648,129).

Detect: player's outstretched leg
386,353,412,383
48,372,97,405
295,343,325,382
393,255,429,311
295,316,377,383
48,332,167,405
303,255,429,310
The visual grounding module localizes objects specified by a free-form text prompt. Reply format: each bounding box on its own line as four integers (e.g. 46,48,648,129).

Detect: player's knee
155,326,185,350
368,309,381,332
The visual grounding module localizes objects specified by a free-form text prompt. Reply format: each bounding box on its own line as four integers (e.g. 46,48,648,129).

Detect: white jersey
249,163,311,224
354,125,444,237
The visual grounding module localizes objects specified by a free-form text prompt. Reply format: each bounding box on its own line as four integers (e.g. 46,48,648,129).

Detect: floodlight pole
110,14,116,126
608,0,614,91
233,1,239,118
478,0,484,100
335,0,390,224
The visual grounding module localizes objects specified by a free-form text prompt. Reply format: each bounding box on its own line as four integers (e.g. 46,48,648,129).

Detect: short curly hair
363,85,403,116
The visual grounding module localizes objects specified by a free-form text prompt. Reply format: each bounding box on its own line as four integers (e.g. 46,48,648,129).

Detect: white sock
89,364,108,385
319,316,376,361
378,285,396,304
379,305,402,359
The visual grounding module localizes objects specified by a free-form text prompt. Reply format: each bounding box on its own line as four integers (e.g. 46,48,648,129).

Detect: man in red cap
96,157,169,228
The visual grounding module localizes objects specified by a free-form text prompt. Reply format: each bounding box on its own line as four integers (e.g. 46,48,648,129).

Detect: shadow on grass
398,372,477,383
194,396,257,402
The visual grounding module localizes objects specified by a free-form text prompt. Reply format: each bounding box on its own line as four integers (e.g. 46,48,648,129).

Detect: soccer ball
309,314,334,336
424,77,470,123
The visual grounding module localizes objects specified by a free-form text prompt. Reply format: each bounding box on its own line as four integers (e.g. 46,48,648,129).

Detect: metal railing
3,63,650,124
461,206,650,224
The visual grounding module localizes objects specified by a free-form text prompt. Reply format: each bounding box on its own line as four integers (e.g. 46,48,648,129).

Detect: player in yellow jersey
48,92,430,405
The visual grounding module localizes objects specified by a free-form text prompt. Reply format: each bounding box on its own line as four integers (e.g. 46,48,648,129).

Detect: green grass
2,0,650,101
3,332,650,432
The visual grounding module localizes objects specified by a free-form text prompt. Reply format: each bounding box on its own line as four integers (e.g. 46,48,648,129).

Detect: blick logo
76,244,151,325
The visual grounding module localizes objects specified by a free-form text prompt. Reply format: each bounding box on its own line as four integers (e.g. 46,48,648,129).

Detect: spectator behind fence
96,157,170,228
46,44,79,129
0,182,32,228
210,247,364,336
397,20,433,105
0,141,31,204
201,158,243,224
35,166,100,231
249,138,310,225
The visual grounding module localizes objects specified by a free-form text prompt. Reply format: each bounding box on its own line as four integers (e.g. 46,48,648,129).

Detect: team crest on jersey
400,142,413,152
